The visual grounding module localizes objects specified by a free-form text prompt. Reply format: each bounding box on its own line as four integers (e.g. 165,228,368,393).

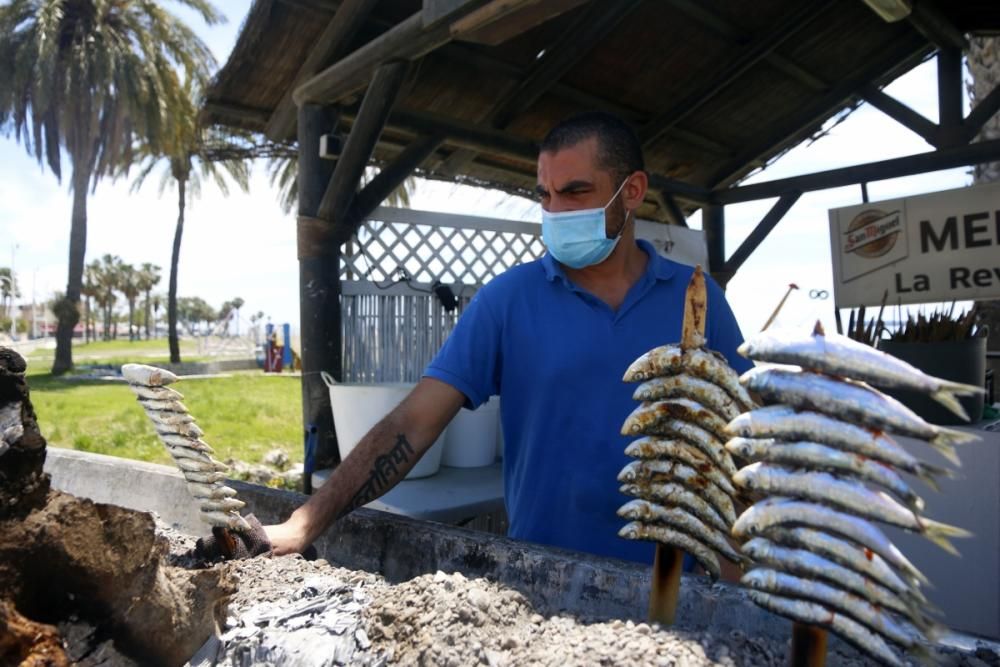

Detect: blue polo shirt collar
541,239,677,285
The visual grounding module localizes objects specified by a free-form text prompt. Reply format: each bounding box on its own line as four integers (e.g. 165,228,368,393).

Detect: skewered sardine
741,538,935,629
618,457,736,498
620,482,728,533
725,438,924,510
622,399,729,441
138,398,189,413
155,421,204,439
187,482,238,499
121,363,178,386
746,591,904,667
739,323,984,420
200,498,246,513
632,418,735,476
160,434,214,452
618,499,746,564
740,368,976,464
129,385,185,401
631,375,741,420
618,521,721,580
732,497,928,586
201,511,252,531
623,345,754,409
733,463,969,554
725,406,954,489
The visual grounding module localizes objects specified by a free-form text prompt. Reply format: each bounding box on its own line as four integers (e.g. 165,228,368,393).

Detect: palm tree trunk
168,178,186,364
52,163,90,375
144,289,151,339
84,298,91,343
128,299,135,342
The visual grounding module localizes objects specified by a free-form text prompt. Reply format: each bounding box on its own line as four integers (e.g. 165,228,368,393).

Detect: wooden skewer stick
789,622,827,667
648,544,685,625
648,265,708,625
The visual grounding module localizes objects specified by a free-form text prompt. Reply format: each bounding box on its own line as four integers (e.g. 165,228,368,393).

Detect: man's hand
263,512,313,556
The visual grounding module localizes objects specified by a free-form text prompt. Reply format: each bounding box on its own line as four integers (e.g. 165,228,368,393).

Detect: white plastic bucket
322,372,444,479
443,397,499,468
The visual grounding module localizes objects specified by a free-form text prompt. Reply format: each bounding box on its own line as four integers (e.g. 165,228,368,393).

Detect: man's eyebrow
535,179,594,195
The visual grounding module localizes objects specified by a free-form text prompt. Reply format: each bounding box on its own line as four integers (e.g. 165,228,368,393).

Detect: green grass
25,338,209,373
27,370,303,467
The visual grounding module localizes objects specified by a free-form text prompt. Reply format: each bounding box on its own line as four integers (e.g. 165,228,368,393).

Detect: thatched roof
203,0,1000,222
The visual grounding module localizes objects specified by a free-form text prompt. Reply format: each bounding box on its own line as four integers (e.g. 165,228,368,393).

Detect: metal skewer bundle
728,321,982,666
121,364,251,539
617,266,756,625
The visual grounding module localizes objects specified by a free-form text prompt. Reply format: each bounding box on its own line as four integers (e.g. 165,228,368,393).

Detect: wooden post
297,103,342,475
648,544,685,625
703,204,726,284
789,622,827,667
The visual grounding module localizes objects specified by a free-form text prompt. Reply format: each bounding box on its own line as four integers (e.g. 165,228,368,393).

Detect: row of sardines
618,323,981,666
121,364,250,532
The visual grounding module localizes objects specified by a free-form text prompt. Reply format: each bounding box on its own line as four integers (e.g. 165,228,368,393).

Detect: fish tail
928,432,966,467
915,462,955,493
922,518,972,556
930,387,971,421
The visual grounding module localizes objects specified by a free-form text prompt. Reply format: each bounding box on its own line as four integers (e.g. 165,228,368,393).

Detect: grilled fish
129,385,185,401
618,499,746,564
732,497,928,586
618,460,735,522
618,457,736,498
739,322,984,420
725,438,924,510
623,345,754,409
746,590,904,667
631,375,741,420
122,363,178,386
201,511,252,531
740,368,975,464
620,482,728,533
725,406,954,489
632,418,735,476
622,399,729,441
618,521,721,580
733,463,969,554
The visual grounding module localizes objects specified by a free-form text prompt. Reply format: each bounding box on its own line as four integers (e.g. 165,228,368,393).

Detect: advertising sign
829,181,1000,307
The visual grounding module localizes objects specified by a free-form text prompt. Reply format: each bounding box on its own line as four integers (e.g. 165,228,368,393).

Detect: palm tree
93,254,122,341
231,296,245,336
119,263,140,341
0,267,18,322
129,83,250,364
0,0,222,373
82,261,100,343
136,263,162,339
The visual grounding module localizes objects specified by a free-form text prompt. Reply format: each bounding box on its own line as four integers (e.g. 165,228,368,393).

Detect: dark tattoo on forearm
344,433,414,513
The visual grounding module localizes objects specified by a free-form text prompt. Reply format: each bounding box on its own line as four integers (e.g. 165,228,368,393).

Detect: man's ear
623,170,648,213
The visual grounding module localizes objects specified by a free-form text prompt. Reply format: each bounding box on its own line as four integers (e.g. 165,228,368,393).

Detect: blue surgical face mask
541,178,629,269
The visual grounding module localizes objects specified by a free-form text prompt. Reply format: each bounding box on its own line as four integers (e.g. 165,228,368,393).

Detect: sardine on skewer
121,364,178,387
746,591,905,667
618,521,721,580
740,367,976,463
618,457,736,498
622,399,730,441
138,398,189,413
733,463,970,554
631,375,741,420
623,345,755,410
620,482,729,533
732,497,929,587
635,418,735,477
741,538,936,630
618,461,736,524
155,421,205,439
763,527,930,607
739,322,984,420
618,499,747,564
725,406,954,490
129,385,185,401
725,438,925,510
624,437,712,466
743,569,930,652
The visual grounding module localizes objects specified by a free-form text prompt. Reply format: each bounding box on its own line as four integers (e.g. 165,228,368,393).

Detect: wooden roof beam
295,12,449,106
664,0,829,92
639,0,836,149
437,0,642,177
318,61,409,225
266,0,379,141
707,34,931,190
719,191,801,284
202,101,270,126
906,0,968,52
861,84,940,145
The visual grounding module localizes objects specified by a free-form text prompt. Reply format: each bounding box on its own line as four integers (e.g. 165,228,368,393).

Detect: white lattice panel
341,206,545,285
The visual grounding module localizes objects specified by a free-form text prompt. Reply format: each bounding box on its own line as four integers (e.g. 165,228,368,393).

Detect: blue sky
0,2,970,335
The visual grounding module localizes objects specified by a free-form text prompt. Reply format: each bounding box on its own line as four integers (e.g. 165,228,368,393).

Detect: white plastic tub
322,373,444,479
443,397,499,468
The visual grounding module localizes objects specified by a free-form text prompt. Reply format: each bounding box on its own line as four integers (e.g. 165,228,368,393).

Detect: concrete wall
43,448,999,660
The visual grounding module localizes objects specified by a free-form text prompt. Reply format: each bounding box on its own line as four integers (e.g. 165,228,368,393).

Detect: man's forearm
289,414,430,545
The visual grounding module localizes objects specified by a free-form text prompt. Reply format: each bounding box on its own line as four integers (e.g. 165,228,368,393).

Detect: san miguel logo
843,209,902,258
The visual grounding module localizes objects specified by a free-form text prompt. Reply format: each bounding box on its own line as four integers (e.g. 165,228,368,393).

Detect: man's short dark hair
539,111,645,181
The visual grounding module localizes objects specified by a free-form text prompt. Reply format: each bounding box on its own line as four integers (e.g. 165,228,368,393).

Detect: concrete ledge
42,448,999,660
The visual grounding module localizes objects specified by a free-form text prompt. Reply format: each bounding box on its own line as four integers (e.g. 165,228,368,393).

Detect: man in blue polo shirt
265,112,751,563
